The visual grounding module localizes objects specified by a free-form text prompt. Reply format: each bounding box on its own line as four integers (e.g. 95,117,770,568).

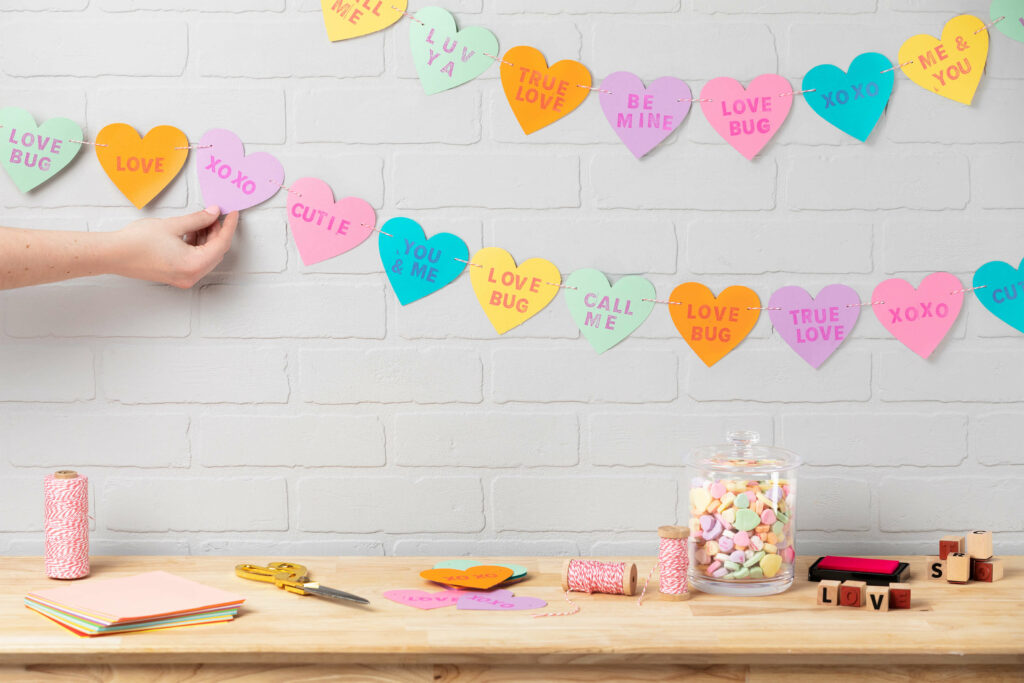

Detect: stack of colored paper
25,570,245,637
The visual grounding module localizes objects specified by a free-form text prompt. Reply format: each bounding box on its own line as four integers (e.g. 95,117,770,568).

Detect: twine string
44,473,89,580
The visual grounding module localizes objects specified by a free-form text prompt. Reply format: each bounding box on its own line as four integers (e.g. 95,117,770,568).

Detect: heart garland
409,6,498,94
598,72,691,158
500,45,591,134
700,74,793,160
991,0,1024,43
379,217,469,305
0,106,82,193
94,123,188,208
469,247,561,334
320,0,406,41
872,272,964,358
670,283,761,367
769,285,861,368
973,257,1024,334
564,269,655,354
287,177,376,266
802,53,894,142
898,14,989,105
196,128,284,212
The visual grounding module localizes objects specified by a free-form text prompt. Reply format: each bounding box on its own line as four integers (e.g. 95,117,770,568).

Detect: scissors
235,562,370,606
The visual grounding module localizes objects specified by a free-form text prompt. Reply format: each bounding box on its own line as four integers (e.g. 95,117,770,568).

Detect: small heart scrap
420,565,515,590
320,0,406,41
500,45,591,135
95,123,188,209
670,283,760,367
897,14,988,105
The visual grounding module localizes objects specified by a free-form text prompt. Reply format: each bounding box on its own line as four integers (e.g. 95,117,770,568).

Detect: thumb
166,206,221,236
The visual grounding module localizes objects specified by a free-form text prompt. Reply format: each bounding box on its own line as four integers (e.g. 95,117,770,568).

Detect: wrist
90,230,129,278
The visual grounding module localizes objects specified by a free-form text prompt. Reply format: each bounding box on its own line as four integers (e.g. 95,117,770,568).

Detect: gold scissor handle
235,562,311,595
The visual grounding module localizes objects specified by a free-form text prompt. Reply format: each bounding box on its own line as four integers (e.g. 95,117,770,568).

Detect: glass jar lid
689,430,801,473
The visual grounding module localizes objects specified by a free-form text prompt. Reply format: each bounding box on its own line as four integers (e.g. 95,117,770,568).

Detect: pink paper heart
287,177,376,266
700,74,792,160
197,128,284,212
456,590,546,611
382,589,462,610
598,71,691,159
872,272,964,359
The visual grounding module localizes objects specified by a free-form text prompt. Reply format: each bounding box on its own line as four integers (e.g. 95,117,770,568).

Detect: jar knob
727,430,760,455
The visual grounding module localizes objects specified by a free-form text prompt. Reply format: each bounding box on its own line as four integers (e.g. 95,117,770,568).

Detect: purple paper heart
196,128,284,212
599,72,691,159
456,590,547,611
768,285,861,369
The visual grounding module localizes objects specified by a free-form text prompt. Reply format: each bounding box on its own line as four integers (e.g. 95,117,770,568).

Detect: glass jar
688,430,800,596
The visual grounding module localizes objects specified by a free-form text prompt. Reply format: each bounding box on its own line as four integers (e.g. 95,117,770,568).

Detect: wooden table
0,556,1021,682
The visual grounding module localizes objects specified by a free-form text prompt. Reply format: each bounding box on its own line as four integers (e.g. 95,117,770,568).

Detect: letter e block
888,582,911,609
946,553,971,584
939,535,964,560
839,580,867,607
816,579,842,607
866,585,890,612
926,556,946,581
966,530,993,560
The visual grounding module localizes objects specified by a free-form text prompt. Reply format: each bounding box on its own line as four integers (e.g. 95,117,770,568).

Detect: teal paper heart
0,107,82,192
433,560,528,580
379,217,468,305
992,0,1024,43
802,52,894,142
564,269,655,354
409,6,498,95
974,257,1024,333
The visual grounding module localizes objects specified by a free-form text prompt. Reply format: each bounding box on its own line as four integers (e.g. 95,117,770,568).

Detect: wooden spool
658,525,692,601
54,470,78,479
561,559,638,596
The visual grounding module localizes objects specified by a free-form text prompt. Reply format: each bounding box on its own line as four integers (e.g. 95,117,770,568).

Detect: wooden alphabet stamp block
866,585,890,612
926,556,946,581
939,535,964,560
966,530,993,560
839,580,867,607
888,582,911,609
972,558,1004,583
817,579,842,607
946,553,971,584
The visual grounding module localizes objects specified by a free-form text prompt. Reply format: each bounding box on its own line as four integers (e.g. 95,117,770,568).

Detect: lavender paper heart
768,284,860,369
599,72,691,159
456,590,546,611
196,128,284,212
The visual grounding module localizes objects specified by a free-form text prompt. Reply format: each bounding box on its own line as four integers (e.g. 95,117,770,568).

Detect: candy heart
699,74,792,160
734,508,760,532
288,177,376,266
691,487,712,513
457,591,547,611
760,553,783,578
802,53,894,142
564,269,655,353
598,72,691,159
973,257,1024,333
469,247,560,334
500,45,591,135
433,560,527,581
382,589,461,610
768,285,861,369
991,0,1024,43
320,0,406,41
898,14,988,105
872,273,964,358
196,128,284,212
420,565,514,590
409,7,498,94
379,217,468,305
669,283,760,367
94,124,188,209
0,107,82,193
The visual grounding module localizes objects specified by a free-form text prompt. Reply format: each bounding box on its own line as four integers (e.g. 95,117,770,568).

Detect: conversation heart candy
196,128,284,212
760,553,783,578
469,247,560,334
0,107,82,193
734,508,760,532
802,53,894,142
409,7,498,94
94,123,188,208
598,71,691,158
670,283,760,367
379,217,468,304
691,487,712,512
288,177,376,266
700,74,792,160
320,0,405,41
500,45,591,135
872,273,964,358
898,14,988,105
973,257,1024,334
564,269,655,353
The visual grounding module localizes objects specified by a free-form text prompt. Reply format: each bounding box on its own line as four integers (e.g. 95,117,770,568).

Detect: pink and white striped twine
656,534,688,597
44,472,89,579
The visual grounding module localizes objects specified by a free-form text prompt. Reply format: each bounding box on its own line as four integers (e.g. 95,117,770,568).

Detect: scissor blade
303,583,370,605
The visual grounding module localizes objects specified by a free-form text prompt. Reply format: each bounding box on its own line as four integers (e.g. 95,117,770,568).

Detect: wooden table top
1,555,1020,667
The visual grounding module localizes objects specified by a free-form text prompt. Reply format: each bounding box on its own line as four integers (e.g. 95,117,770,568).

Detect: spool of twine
561,558,638,596
44,470,89,580
657,525,690,600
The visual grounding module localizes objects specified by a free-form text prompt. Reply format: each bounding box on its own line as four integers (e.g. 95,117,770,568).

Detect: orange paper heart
670,283,760,367
420,566,514,590
500,46,591,135
95,124,188,209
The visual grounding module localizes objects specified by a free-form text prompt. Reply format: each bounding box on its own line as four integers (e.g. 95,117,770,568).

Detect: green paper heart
564,269,656,354
409,6,498,95
433,559,527,580
992,0,1024,43
0,107,83,193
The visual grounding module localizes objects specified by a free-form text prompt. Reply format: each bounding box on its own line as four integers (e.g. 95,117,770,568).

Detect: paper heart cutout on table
564,269,656,354
469,247,561,334
457,590,547,611
379,217,468,305
598,72,691,159
500,45,591,135
801,52,894,142
768,285,861,369
409,7,498,94
991,0,1024,43
196,128,284,213
0,107,82,193
94,123,188,209
669,283,760,367
898,14,988,105
700,74,792,160
433,560,528,580
872,272,964,359
320,0,406,41
287,177,375,266
420,566,515,590
382,589,463,610
973,257,1024,333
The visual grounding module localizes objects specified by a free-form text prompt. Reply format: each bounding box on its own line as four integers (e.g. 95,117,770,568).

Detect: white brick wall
1,0,1022,558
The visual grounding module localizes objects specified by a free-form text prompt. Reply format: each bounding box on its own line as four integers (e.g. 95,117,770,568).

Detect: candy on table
866,585,890,612
971,558,1003,583
888,582,911,609
926,556,946,581
816,579,842,607
839,580,867,607
939,535,964,560
759,553,783,578
965,530,993,560
946,553,971,584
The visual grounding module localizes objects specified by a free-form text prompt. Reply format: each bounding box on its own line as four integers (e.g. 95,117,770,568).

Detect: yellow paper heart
320,0,406,41
470,247,560,334
898,14,988,105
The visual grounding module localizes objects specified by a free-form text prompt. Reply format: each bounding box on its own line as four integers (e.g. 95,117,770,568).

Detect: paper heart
598,72,691,158
409,7,498,94
670,283,760,367
288,177,375,266
320,0,405,41
457,591,547,612
802,53,894,142
379,217,468,305
196,129,284,212
898,15,988,105
382,589,462,610
433,560,528,580
991,0,1024,43
0,107,82,193
973,257,1024,333
700,74,792,160
94,123,188,209
872,273,964,358
564,269,655,354
469,247,561,334
500,45,591,135
768,285,861,369
420,566,514,590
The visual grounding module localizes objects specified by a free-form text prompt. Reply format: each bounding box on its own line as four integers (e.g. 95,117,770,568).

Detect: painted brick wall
0,0,1022,559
